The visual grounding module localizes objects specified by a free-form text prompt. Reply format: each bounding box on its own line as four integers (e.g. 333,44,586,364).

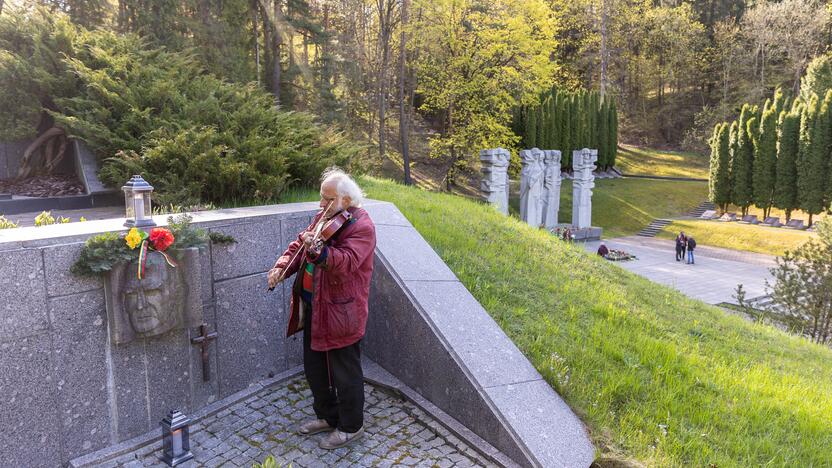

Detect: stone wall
0,203,317,467
0,201,593,467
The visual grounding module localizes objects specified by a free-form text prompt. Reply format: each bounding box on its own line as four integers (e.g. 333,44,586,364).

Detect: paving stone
121,377,492,467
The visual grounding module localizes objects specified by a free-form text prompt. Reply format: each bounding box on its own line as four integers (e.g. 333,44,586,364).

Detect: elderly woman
268,167,377,449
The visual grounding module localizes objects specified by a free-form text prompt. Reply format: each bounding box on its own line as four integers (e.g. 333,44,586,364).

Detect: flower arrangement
604,249,637,261
71,214,215,277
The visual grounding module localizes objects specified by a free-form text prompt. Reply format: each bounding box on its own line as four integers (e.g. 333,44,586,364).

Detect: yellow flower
125,228,143,249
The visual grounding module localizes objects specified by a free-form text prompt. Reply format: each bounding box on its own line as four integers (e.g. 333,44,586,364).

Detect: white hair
321,166,364,207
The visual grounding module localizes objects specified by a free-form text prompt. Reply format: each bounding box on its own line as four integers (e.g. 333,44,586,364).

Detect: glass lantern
122,175,157,228
160,410,193,466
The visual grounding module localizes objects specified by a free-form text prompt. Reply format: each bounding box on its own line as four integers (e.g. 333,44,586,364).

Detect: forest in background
1,0,831,189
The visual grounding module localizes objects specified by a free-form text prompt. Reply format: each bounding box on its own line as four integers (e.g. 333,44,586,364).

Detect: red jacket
274,206,376,351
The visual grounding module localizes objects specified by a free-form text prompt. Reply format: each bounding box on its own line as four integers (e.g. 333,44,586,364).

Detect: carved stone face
121,256,182,336
107,252,188,342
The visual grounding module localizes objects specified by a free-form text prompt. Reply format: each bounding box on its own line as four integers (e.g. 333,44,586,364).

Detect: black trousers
302,300,364,433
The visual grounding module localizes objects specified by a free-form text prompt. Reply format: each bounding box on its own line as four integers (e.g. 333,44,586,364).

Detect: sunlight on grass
616,145,710,179
657,219,816,256
558,179,708,238
359,176,832,467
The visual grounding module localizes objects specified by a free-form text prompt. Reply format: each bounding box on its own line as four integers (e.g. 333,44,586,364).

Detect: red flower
149,228,175,252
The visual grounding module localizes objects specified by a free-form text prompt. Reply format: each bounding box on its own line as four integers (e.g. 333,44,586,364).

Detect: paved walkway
582,236,776,304
103,377,491,468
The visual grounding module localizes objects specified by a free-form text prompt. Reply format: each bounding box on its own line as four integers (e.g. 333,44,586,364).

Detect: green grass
541,178,706,238
358,176,832,467
657,219,816,257
616,145,710,179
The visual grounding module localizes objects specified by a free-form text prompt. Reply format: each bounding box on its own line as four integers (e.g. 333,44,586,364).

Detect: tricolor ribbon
136,241,178,280
137,239,149,279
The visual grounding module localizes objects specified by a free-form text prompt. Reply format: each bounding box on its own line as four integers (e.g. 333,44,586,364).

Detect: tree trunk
252,0,260,84
261,0,272,90
117,0,126,31
599,0,608,99
272,0,282,107
399,0,411,185
377,0,393,161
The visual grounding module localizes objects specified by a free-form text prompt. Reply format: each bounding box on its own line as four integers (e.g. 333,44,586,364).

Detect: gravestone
104,248,202,344
541,150,562,229
700,210,718,219
519,148,545,227
479,148,511,215
571,148,598,229
740,214,759,224
763,217,781,227
719,212,737,221
785,219,805,229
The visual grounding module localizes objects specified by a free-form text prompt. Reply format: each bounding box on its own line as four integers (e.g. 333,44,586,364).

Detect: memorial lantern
122,175,156,228
160,410,193,466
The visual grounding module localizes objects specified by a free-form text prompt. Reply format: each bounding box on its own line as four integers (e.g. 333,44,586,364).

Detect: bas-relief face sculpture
105,249,202,344
121,257,183,335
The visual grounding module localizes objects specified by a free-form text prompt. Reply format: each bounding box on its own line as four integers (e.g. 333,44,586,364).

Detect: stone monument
104,248,202,344
571,148,598,230
479,148,511,214
519,148,545,227
542,150,562,229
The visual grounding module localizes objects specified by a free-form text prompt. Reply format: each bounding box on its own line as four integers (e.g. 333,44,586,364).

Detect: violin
267,202,352,291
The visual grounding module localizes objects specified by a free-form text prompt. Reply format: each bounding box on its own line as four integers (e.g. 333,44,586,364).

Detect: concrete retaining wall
0,201,594,467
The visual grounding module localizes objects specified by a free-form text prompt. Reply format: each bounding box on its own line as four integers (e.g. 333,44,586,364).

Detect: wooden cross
190,323,218,382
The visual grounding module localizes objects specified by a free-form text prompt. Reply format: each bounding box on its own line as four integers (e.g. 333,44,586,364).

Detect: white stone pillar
519,148,545,227
479,148,511,214
571,148,598,229
541,150,562,229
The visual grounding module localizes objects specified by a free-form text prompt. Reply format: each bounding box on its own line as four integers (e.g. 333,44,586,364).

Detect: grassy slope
616,145,710,179
359,176,832,467
558,178,707,238
657,219,816,257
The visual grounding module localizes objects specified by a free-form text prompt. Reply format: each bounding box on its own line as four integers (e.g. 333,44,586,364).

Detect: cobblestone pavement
105,377,494,468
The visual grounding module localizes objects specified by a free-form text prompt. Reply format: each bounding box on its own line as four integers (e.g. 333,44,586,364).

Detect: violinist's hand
267,267,284,289
301,231,315,249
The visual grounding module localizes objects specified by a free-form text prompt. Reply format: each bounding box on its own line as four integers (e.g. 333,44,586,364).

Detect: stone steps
689,200,716,218
636,218,672,237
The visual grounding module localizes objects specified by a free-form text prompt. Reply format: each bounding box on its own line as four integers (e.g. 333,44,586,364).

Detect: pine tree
709,123,732,211
608,98,618,168
524,105,537,149
733,104,755,215
752,105,778,218
774,107,801,221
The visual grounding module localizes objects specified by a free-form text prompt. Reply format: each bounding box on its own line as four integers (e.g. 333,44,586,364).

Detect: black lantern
122,175,156,228
160,410,193,466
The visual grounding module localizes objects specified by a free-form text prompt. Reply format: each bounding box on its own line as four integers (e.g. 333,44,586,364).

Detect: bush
1,8,360,206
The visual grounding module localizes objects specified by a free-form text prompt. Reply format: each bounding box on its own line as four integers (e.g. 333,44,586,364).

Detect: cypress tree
562,93,572,168
753,105,778,219
598,99,609,169
709,123,732,211
524,105,537,149
608,98,618,168
548,93,557,150
566,95,577,167
802,91,832,225
774,107,801,221
733,104,755,215
728,120,739,200
797,96,817,223
539,97,549,149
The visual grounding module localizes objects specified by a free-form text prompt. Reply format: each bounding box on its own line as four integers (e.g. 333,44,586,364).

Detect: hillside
359,176,832,467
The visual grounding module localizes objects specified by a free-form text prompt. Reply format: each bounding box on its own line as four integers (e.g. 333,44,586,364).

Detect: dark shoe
297,419,335,435
319,426,364,449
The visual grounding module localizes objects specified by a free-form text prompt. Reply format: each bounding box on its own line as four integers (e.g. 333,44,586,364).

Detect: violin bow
268,199,334,291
